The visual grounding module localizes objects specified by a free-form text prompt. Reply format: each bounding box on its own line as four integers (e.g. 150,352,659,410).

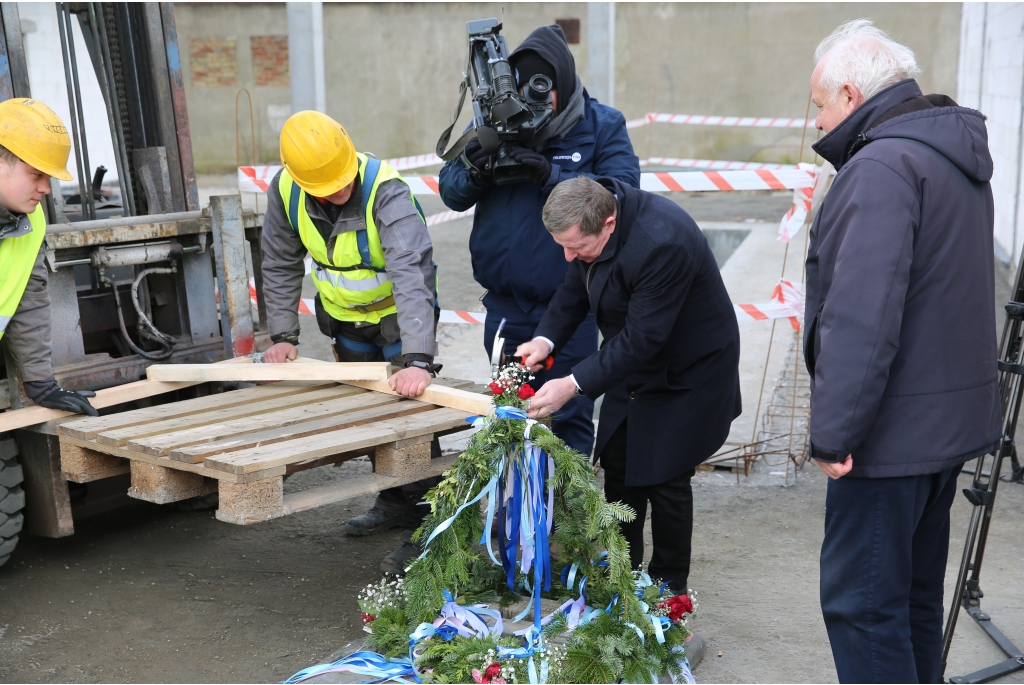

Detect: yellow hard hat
280,111,357,197
0,98,73,181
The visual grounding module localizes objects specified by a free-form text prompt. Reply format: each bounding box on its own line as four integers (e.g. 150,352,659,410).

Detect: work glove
39,387,99,416
509,148,552,186
460,138,493,187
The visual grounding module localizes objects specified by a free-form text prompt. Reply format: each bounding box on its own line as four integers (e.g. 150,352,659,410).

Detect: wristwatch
405,359,442,376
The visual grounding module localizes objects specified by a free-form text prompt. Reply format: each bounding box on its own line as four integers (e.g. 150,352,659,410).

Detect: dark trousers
483,297,598,458
600,420,694,593
329,319,441,533
820,464,963,684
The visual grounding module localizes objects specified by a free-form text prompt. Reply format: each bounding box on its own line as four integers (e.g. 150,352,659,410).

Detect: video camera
435,18,555,185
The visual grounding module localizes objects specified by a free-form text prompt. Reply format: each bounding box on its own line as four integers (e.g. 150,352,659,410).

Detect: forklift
0,2,268,567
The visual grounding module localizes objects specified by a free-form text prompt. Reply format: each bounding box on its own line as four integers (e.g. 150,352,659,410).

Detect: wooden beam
281,454,458,516
0,357,254,433
145,362,390,383
340,379,493,415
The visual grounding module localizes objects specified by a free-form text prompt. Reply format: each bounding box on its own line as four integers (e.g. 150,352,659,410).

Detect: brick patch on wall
190,37,237,87
252,35,290,87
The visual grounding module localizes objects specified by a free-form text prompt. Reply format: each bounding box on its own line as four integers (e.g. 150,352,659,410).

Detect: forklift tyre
0,436,25,568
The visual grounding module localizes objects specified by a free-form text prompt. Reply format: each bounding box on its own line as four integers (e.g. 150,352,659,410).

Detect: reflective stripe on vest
278,154,424,324
0,204,46,341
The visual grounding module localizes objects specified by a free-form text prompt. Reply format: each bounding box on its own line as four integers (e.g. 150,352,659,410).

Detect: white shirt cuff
568,374,582,392
533,336,555,355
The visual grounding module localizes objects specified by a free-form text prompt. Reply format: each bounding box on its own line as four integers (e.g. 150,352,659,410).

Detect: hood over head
813,79,993,182
510,25,579,114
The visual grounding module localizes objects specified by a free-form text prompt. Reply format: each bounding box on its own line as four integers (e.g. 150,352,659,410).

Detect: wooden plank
58,380,333,441
165,398,433,463
203,407,472,475
0,357,254,433
340,379,493,415
94,385,362,447
282,454,458,515
146,361,391,382
128,390,404,457
58,434,286,483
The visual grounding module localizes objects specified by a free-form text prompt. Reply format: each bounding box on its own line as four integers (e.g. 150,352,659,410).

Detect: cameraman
439,24,640,458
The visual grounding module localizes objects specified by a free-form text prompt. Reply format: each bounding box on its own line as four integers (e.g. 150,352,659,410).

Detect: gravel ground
1,186,1022,683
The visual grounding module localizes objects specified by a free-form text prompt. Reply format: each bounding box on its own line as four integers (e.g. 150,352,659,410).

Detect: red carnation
658,594,694,622
517,384,535,399
361,612,376,623
488,381,503,395
484,663,502,680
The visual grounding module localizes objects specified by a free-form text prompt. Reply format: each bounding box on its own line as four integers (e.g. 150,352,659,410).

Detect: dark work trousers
819,463,964,684
482,297,598,458
330,315,442,533
600,420,695,593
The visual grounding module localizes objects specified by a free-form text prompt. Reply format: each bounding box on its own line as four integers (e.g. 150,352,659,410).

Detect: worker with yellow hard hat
0,98,96,416
261,110,439,574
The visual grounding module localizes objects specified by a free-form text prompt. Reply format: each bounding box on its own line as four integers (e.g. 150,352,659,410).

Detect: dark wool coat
535,179,742,486
805,79,1002,478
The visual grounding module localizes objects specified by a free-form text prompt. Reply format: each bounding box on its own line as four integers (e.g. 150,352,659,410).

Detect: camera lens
527,74,552,100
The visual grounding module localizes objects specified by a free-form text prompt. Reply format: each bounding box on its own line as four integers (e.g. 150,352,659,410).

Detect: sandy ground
2,186,1023,683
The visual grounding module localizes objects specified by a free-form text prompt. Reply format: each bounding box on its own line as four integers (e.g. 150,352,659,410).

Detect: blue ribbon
283,651,415,684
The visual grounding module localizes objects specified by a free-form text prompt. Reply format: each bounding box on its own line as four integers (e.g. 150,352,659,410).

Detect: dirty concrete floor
2,188,1023,683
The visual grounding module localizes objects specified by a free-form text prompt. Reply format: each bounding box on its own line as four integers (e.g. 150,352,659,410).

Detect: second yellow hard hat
280,111,357,197
0,98,73,181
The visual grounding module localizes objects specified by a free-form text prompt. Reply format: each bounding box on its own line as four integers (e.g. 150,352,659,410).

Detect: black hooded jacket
804,79,1001,478
509,24,579,110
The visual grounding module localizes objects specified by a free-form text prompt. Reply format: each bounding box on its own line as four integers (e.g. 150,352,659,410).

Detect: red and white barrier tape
733,280,805,331
640,168,814,193
251,269,803,330
240,167,815,196
641,158,796,171
777,163,835,243
627,112,813,129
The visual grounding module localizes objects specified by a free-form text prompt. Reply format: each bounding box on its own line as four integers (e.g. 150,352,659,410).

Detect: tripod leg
941,497,983,674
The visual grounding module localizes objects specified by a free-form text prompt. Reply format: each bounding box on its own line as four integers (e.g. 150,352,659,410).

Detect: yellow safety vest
0,203,45,341
279,154,425,324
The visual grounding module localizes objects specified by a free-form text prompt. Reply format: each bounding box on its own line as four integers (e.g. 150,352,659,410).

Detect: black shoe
379,540,422,576
344,507,401,536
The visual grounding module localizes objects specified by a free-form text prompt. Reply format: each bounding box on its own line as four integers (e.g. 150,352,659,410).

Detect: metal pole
63,4,96,220
86,3,131,218
56,3,91,220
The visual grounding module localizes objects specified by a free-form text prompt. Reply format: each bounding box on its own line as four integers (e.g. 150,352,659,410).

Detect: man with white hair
804,20,1001,683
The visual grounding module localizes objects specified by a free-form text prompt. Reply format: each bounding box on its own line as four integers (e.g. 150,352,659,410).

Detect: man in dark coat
517,176,741,592
439,24,640,459
804,20,1002,683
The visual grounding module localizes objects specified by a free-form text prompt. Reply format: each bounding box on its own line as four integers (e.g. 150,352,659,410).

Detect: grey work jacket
0,211,54,382
261,170,438,357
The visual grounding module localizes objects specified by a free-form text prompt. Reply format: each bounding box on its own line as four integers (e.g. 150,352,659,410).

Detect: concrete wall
959,3,1024,271
173,2,961,173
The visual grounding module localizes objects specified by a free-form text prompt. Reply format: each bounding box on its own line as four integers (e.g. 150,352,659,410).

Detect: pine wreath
287,365,697,684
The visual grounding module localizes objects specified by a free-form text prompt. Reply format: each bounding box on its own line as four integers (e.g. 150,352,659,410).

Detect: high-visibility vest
0,204,45,341
279,153,424,324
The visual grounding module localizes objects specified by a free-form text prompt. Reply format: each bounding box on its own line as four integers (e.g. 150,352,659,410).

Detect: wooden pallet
56,378,485,525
